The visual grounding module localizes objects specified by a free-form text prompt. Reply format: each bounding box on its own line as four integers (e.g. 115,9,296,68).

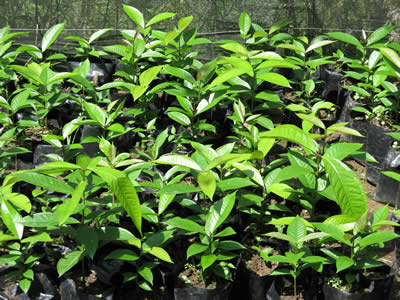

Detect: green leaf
326,32,363,50
287,216,307,245
155,154,202,171
42,23,64,52
22,232,52,243
296,113,325,129
342,85,371,97
367,25,395,46
315,223,350,245
239,12,251,37
269,20,291,34
306,40,336,53
158,193,175,215
147,12,176,27
257,72,291,88
205,192,236,236
12,171,74,194
326,122,363,137
380,47,400,70
98,227,139,242
359,231,399,249
144,247,173,263
178,16,193,32
57,250,84,277
167,111,191,126
164,65,195,84
56,180,87,225
264,232,295,244
19,212,60,227
197,171,216,201
165,217,205,234
89,28,111,44
324,142,363,160
19,278,31,294
90,167,141,235
259,124,318,153
84,101,107,127
218,240,245,250
11,89,31,113
322,157,368,218
1,199,23,239
206,151,263,171
187,243,208,258
123,5,145,28
75,226,98,259
214,227,236,238
139,66,162,87
105,248,139,261
5,193,31,213
201,254,217,271
207,67,247,89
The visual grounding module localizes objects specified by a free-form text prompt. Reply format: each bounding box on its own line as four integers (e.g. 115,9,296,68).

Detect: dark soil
244,251,277,277
177,265,213,289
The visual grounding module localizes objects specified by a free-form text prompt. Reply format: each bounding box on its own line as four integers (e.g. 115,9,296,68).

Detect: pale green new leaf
42,23,64,52
197,171,216,201
257,72,291,88
147,12,176,27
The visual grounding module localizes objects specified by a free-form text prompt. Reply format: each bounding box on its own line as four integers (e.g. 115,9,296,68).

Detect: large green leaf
42,23,64,52
123,5,145,28
12,171,74,194
207,68,247,89
359,231,399,249
197,171,216,201
206,151,263,171
90,167,141,235
84,101,107,127
56,180,87,225
147,12,176,27
239,12,251,37
88,28,111,44
1,199,23,239
380,47,400,71
155,154,202,171
336,256,354,272
287,216,306,245
57,250,85,277
5,193,31,213
75,226,99,259
139,66,162,87
144,247,173,263
326,32,363,50
259,125,319,153
322,157,368,218
164,65,195,84
165,217,205,234
367,25,395,46
201,254,217,271
205,192,235,236
257,72,291,88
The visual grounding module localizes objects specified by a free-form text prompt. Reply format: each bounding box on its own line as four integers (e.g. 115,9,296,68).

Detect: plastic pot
66,61,115,85
319,67,344,105
338,93,369,152
174,281,232,300
322,265,394,300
